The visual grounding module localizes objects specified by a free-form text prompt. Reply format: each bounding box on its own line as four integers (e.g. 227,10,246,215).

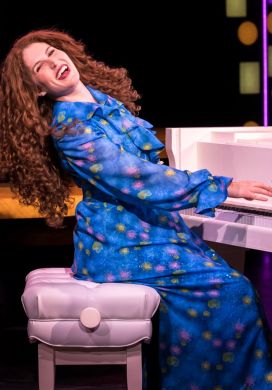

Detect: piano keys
166,126,272,252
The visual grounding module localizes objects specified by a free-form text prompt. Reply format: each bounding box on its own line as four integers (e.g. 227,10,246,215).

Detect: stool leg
126,343,142,390
38,343,55,390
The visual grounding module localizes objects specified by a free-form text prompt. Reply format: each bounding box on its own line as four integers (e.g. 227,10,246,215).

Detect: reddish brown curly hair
0,29,141,227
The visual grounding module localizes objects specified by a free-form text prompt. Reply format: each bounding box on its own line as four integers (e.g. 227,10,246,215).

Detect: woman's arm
55,128,232,215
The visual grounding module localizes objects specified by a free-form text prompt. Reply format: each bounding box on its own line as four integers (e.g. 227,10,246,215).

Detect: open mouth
56,65,70,80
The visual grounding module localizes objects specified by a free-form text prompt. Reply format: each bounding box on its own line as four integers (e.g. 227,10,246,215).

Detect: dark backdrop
0,1,262,127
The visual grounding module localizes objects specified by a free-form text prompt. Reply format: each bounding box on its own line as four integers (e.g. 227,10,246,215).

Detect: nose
47,60,57,69
45,59,57,69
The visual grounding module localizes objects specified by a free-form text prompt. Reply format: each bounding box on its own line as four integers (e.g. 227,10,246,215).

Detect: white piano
166,127,272,254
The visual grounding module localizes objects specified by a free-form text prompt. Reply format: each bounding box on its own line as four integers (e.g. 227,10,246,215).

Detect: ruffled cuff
195,176,233,217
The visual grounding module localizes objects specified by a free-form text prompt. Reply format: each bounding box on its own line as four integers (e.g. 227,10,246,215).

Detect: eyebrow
32,45,51,71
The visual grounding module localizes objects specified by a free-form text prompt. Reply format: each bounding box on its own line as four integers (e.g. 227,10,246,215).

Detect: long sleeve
54,127,232,216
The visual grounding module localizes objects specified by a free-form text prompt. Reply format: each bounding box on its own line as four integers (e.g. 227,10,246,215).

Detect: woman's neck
56,82,97,103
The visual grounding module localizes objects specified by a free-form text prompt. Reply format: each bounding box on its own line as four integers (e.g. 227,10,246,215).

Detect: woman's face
22,42,80,99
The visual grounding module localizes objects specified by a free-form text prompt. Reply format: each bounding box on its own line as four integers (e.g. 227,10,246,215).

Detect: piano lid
166,126,272,211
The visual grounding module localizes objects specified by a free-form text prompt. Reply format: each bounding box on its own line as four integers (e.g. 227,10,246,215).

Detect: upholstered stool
21,268,160,390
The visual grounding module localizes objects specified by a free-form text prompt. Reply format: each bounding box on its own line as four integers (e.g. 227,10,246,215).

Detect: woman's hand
227,181,272,201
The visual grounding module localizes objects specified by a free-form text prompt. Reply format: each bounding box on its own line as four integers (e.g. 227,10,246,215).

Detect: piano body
166,126,272,254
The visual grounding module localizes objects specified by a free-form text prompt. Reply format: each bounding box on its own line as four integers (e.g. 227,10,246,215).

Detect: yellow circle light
268,12,272,34
243,121,259,127
238,21,258,45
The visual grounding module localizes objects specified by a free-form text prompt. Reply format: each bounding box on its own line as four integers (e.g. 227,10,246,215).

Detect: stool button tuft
80,307,101,328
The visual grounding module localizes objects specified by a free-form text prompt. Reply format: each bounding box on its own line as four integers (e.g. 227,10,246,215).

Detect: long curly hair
0,28,141,227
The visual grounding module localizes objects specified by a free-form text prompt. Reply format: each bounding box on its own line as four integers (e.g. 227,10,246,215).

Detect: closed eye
48,49,55,56
36,64,42,73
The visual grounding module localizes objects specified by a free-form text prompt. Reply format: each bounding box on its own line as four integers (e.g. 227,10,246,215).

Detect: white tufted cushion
21,268,160,348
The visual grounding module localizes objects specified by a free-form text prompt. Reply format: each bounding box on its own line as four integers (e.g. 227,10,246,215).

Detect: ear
38,91,46,97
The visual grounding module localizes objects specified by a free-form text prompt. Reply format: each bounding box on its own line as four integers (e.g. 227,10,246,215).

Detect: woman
1,29,272,389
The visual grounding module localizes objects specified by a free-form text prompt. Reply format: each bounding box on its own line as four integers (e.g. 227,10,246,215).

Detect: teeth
57,65,68,79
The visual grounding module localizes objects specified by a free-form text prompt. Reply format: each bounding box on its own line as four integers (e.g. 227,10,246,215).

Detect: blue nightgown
52,86,272,389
